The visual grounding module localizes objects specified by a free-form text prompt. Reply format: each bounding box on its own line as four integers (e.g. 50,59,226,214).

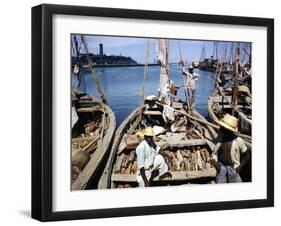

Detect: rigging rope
80,35,108,104
140,39,150,106
178,40,190,111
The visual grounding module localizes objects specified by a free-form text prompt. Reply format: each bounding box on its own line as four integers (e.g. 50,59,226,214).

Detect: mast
80,35,108,104
200,44,206,63
232,43,240,116
178,40,190,111
212,42,218,60
228,42,234,65
140,40,150,106
249,43,252,69
157,39,171,99
72,35,82,91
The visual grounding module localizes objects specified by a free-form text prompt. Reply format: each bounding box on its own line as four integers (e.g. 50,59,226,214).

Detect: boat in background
208,42,252,182
199,42,219,71
208,43,252,145
192,61,199,68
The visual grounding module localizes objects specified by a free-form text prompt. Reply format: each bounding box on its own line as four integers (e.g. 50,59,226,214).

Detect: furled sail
156,39,171,100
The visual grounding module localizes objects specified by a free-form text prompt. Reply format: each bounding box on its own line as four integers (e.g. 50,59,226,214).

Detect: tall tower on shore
99,43,103,56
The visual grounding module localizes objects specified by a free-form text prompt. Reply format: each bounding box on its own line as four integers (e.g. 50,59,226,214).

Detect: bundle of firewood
162,146,212,172
114,151,137,174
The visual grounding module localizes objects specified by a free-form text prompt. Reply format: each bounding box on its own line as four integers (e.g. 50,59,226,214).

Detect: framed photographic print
31,4,274,221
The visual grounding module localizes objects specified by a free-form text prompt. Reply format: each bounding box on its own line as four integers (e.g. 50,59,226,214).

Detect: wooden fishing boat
208,44,252,144
71,35,116,190
71,92,116,190
207,44,252,182
101,100,218,188
99,39,218,189
208,83,252,142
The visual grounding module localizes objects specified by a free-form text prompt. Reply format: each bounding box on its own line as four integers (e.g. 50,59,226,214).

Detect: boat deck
112,168,216,183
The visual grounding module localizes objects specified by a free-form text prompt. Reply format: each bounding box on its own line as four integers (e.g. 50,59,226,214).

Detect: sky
72,35,251,64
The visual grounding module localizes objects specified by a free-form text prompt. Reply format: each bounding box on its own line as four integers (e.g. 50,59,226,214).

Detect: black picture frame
32,4,274,222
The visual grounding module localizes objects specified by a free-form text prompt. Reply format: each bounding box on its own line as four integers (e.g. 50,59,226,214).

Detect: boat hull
71,96,116,190
102,101,219,189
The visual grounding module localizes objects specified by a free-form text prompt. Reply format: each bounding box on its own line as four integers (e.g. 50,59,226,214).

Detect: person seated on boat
136,127,172,187
210,113,250,183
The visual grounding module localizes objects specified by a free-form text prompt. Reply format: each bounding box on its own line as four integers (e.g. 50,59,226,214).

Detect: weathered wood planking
76,106,103,113
98,107,144,189
156,139,206,147
111,168,216,182
72,135,99,142
213,95,232,103
143,110,162,116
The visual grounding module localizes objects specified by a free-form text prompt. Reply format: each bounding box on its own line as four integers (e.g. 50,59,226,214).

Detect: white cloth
183,69,199,90
211,134,248,169
135,140,168,187
146,95,158,101
162,105,176,122
72,106,78,128
159,76,172,106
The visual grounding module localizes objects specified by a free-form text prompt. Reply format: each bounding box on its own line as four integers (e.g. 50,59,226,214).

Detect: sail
156,39,170,98
72,106,78,128
157,39,169,67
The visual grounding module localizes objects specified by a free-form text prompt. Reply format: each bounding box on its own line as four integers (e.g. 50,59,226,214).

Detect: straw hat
217,113,238,132
136,131,144,141
142,127,155,137
238,85,251,96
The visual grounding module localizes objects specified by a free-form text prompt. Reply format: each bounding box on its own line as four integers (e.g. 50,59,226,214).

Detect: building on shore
72,43,138,67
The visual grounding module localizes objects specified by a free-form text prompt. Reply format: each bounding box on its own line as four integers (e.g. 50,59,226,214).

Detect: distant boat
199,42,218,71
99,39,218,189
199,57,217,71
192,61,199,68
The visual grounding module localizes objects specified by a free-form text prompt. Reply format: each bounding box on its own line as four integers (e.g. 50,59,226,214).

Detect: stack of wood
114,151,137,174
161,146,212,172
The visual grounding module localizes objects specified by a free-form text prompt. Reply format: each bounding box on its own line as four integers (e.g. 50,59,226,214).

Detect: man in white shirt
136,127,171,187
179,62,199,109
211,113,250,183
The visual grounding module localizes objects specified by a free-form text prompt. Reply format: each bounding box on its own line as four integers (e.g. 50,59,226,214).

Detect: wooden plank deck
156,138,206,147
111,168,216,182
143,110,162,115
77,106,102,112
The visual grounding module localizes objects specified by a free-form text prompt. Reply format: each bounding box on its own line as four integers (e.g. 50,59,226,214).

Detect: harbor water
72,64,215,125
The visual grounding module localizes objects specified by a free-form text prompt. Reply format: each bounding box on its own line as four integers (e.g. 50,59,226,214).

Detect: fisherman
179,61,199,109
136,127,172,187
211,113,250,183
185,64,199,108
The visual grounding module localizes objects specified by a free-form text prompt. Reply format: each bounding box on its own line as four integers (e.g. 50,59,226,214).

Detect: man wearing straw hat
136,127,171,187
211,113,250,183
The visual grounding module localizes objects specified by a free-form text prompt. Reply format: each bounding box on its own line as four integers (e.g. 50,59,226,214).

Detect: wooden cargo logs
114,146,213,175
114,151,137,174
